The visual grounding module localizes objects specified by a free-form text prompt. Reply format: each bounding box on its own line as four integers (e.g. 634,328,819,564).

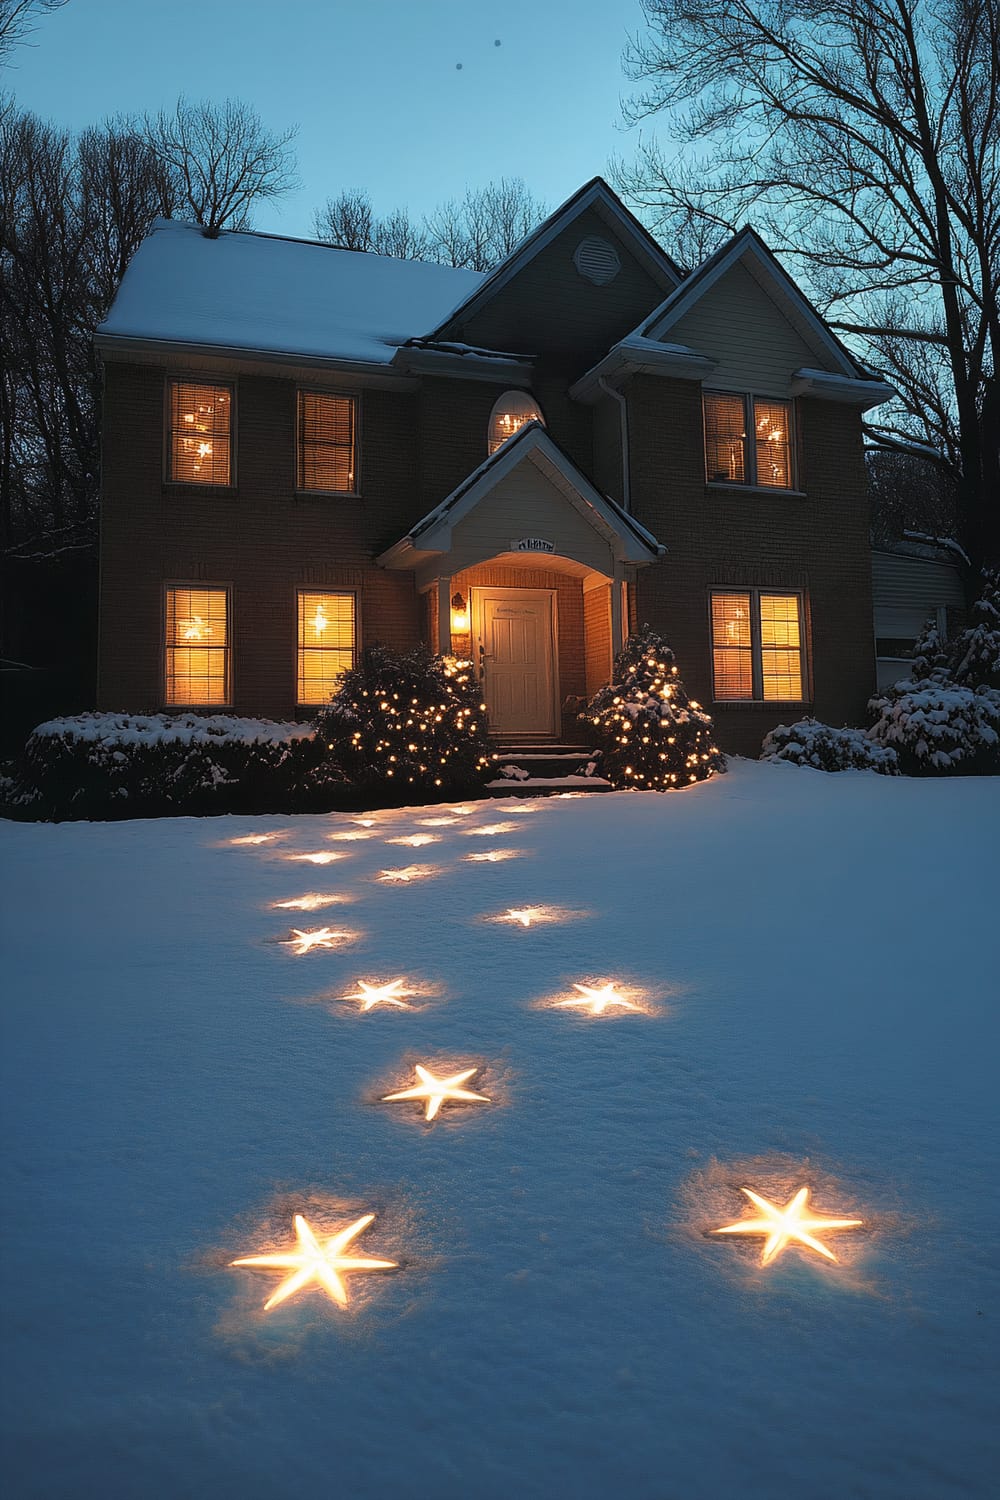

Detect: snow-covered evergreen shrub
867,682,1000,775
950,570,1000,689
5,713,345,820
582,625,725,790
760,719,899,774
315,644,491,798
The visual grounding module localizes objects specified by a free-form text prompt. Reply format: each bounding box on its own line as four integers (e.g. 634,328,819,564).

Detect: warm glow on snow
229,832,285,845
382,1064,490,1121
327,830,374,842
557,982,639,1015
712,1186,863,1265
465,822,517,837
377,865,438,883
386,834,439,848
353,819,376,827
498,907,549,927
465,850,520,863
342,979,416,1011
418,816,459,826
288,852,346,866
231,1212,397,1310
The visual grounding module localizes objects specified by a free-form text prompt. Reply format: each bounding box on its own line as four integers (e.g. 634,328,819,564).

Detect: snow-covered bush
867,682,1000,775
950,569,1000,689
314,645,491,798
5,712,346,820
761,719,899,774
582,625,725,790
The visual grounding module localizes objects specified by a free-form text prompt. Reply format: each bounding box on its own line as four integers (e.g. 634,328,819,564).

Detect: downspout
598,376,630,513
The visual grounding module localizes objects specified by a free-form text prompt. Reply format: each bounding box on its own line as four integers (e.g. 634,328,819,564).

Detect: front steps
485,742,611,797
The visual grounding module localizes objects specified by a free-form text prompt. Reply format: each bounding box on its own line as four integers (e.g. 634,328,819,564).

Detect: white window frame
703,390,797,493
710,587,808,704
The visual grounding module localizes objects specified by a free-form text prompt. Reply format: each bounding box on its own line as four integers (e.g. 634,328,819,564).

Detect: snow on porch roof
376,421,665,570
96,218,486,369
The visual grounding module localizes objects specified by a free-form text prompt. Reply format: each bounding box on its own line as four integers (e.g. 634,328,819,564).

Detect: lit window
168,381,232,484
711,590,805,702
704,393,792,490
297,391,356,493
488,391,544,455
297,591,356,705
165,587,230,705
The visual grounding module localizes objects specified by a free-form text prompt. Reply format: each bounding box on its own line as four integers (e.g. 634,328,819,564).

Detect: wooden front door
475,588,557,736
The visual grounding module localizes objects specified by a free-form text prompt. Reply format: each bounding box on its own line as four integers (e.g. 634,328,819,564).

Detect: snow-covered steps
486,742,610,795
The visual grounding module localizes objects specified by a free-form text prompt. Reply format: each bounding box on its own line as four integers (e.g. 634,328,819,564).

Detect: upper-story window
168,380,232,485
297,391,357,493
703,391,793,490
488,391,544,455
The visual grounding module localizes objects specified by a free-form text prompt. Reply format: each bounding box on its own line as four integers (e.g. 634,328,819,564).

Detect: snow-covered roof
97,218,485,369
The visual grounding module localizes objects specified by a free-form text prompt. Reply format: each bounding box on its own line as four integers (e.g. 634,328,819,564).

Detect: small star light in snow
288,852,345,866
353,818,377,827
386,833,439,848
229,832,284,846
465,821,517,837
231,1212,397,1310
272,893,347,912
712,1186,864,1266
377,864,436,883
282,927,349,956
466,849,520,863
343,980,416,1012
327,830,373,842
418,816,458,826
382,1064,490,1121
558,982,639,1016
499,907,548,927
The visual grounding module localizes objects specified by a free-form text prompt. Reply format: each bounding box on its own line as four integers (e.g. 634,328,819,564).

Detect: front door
475,588,557,736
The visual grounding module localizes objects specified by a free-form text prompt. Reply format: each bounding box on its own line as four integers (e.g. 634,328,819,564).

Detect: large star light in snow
232,1212,397,1309
343,980,415,1011
382,1064,490,1121
712,1186,864,1265
558,982,639,1015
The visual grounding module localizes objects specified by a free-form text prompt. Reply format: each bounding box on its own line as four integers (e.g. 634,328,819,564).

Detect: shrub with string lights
316,644,491,797
583,625,726,790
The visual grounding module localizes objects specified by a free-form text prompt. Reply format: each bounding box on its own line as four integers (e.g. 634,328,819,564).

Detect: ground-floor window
296,590,356,705
711,589,805,702
165,586,231,706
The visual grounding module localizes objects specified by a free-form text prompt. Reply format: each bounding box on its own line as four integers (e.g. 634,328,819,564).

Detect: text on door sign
511,537,555,553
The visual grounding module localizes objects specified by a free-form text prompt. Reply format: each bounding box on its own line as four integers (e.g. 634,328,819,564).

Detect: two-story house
95,178,892,756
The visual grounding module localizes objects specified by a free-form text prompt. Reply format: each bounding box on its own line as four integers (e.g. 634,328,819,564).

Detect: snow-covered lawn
2,760,997,1499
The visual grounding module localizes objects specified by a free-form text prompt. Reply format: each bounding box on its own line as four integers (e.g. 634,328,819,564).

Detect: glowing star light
558,982,639,1015
382,1064,490,1121
377,865,434,883
282,927,347,955
232,1212,397,1310
386,834,439,848
229,832,280,846
712,1186,863,1266
289,852,344,866
343,980,415,1011
500,907,545,927
465,822,517,837
466,849,518,863
272,893,345,912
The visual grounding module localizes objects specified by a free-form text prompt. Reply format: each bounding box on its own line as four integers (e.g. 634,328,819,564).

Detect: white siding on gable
446,465,614,577
668,261,819,396
872,550,965,636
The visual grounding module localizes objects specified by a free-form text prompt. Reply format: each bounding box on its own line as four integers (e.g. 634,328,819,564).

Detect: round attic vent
573,236,621,286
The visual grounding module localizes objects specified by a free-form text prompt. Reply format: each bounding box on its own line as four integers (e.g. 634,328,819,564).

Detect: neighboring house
872,535,966,689
95,178,893,756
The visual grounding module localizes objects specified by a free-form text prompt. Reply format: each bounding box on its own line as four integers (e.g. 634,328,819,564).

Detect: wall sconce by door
450,591,469,632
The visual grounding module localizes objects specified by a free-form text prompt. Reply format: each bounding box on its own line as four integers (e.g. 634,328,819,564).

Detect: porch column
437,575,452,655
610,561,626,655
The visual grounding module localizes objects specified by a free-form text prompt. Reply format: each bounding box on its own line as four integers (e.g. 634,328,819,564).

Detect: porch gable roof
376,422,665,571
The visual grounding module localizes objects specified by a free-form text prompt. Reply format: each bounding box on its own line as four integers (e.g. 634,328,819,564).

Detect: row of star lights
226,815,864,1310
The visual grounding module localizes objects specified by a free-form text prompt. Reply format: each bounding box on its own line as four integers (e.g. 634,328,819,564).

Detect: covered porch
376,423,663,740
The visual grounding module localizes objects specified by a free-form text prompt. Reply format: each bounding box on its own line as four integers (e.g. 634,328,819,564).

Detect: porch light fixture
450,592,469,632
711,1186,863,1266
231,1211,397,1310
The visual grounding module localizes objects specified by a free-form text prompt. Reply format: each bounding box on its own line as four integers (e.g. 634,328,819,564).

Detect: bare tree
867,450,959,548
0,0,66,63
314,177,546,271
145,96,298,236
616,0,1000,574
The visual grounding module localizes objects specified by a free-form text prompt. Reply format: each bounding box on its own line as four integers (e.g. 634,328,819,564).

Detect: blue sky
7,0,662,239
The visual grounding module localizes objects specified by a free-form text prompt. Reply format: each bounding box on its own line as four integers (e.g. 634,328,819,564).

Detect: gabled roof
96,218,484,370
425,178,683,342
639,226,865,380
377,421,664,569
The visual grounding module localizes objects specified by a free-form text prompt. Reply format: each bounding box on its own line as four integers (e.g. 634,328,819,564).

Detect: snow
2,759,997,1499
31,711,314,747
98,219,484,367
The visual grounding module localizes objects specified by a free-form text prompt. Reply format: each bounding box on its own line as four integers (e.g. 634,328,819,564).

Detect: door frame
470,585,560,737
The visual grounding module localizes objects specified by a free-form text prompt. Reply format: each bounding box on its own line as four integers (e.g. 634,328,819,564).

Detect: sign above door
511,537,554,553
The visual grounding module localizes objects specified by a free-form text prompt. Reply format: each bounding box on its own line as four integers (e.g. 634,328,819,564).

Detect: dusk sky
8,0,664,239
